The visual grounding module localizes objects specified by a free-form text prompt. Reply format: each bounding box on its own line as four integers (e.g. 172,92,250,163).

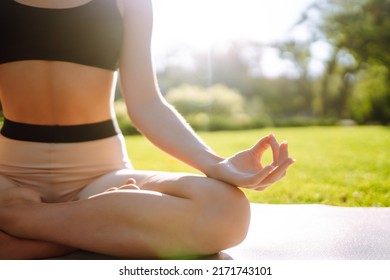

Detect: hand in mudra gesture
209,134,295,191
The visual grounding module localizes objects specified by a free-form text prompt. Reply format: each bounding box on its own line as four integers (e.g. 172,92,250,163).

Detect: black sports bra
0,0,123,71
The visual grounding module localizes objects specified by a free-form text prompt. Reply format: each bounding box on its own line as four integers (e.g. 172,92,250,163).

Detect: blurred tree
275,41,315,116
349,64,389,123
156,40,313,126
301,0,390,123
165,84,255,130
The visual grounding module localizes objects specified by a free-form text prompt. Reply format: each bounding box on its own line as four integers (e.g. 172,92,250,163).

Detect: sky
151,0,324,77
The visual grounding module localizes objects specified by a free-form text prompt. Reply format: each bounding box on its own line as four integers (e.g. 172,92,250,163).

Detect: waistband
0,118,120,143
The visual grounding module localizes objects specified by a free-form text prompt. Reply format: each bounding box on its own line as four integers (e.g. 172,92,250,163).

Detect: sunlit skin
0,0,295,259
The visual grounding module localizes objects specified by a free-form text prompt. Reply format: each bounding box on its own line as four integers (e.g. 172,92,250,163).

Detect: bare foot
118,178,140,190
0,187,41,206
0,188,76,259
88,178,140,200
0,187,42,230
104,178,140,193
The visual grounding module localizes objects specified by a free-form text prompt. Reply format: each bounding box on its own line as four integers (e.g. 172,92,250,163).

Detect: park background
117,0,390,207
1,0,389,206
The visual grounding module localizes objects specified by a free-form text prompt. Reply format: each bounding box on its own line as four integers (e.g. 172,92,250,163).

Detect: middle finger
270,134,280,166
277,141,289,164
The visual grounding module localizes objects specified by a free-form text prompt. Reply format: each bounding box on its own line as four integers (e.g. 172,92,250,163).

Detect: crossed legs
0,170,250,259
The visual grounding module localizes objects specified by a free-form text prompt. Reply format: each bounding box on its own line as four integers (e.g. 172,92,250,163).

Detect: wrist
198,151,224,178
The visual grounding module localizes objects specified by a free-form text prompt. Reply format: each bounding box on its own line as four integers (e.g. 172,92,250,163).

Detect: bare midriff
0,60,116,125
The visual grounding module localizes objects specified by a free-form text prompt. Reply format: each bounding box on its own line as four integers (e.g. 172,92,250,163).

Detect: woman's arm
119,0,223,174
118,0,295,190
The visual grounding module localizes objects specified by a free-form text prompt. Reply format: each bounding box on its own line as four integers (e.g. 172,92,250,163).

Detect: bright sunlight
153,0,312,76
152,0,313,49
152,0,315,77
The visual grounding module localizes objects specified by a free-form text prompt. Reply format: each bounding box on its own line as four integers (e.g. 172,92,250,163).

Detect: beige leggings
0,134,133,202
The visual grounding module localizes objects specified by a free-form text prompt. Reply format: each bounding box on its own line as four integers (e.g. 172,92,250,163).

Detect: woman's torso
0,0,124,125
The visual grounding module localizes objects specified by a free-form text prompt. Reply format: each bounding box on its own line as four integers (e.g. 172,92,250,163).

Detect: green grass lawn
125,126,390,207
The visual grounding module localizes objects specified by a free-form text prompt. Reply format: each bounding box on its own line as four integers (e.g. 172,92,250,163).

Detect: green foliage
307,0,390,123
272,116,338,127
350,64,389,123
166,84,245,116
165,84,258,131
328,0,390,66
157,42,320,126
118,0,390,129
114,100,139,135
113,85,324,135
125,126,390,207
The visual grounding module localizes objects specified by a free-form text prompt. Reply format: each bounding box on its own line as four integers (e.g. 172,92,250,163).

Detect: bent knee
194,180,251,254
212,187,250,251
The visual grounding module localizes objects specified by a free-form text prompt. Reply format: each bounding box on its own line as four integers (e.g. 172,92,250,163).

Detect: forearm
0,231,76,260
128,98,223,174
117,0,224,176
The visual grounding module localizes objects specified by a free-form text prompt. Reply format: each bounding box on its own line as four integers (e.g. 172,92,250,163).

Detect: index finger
251,134,280,164
250,134,273,158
